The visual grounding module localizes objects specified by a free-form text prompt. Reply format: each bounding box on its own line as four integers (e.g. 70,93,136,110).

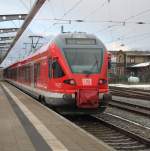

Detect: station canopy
1,0,150,67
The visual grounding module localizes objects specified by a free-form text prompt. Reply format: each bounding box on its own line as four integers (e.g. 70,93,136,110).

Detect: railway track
109,86,150,93
65,114,150,151
130,88,150,93
110,86,150,100
109,99,150,117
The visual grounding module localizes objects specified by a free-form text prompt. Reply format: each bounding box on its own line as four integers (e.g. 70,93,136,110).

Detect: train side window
52,59,65,78
25,66,30,82
34,63,40,80
48,59,52,78
37,64,40,79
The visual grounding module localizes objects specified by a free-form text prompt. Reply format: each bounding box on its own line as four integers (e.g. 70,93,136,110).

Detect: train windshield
63,48,103,74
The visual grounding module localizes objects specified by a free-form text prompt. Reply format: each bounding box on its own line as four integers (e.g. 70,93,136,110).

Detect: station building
109,50,150,82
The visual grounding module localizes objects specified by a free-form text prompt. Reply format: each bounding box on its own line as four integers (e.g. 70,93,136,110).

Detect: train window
34,63,40,80
63,48,103,74
25,66,30,82
52,60,65,78
48,59,52,78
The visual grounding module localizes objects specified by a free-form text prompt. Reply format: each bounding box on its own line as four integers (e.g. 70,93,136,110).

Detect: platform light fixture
2,16,6,20
18,15,22,19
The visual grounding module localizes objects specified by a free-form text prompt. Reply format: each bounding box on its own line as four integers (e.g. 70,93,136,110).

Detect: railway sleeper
108,140,142,146
98,135,127,140
103,138,132,143
114,144,148,150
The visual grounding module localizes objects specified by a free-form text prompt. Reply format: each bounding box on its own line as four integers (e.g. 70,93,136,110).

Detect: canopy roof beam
0,14,27,22
0,0,46,64
0,28,19,34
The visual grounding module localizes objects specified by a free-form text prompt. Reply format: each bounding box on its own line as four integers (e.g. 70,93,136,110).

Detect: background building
109,50,150,82
127,62,150,82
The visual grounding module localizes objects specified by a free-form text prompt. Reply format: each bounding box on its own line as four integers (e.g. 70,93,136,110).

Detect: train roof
55,32,97,39
5,33,106,69
53,33,106,49
23,43,50,61
5,43,50,69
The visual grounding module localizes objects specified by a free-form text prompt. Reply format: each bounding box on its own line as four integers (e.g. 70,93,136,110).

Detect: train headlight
98,79,107,85
63,79,76,85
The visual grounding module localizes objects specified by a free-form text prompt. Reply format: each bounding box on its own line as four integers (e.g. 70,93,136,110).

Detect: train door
49,57,65,88
48,58,52,79
47,57,59,89
41,59,48,89
47,58,52,89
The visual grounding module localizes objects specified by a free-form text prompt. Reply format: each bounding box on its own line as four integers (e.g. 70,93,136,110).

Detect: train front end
49,33,111,114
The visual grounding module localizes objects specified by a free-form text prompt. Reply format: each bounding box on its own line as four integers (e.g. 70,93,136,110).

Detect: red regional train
4,33,111,114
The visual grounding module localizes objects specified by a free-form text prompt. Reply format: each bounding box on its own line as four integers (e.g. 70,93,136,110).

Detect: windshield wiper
85,55,99,76
83,70,92,75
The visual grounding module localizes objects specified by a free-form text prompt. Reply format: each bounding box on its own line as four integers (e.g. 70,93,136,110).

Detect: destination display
66,38,96,45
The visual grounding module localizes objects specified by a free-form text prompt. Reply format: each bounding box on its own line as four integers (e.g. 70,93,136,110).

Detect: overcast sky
1,0,150,67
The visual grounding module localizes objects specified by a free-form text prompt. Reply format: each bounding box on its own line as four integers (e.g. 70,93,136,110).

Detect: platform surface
0,81,114,151
0,83,36,151
112,95,150,108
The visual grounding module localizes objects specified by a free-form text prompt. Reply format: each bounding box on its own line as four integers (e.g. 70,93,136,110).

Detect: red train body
4,33,111,114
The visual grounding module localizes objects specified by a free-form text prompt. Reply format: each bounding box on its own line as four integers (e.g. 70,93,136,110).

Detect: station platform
0,81,114,151
112,95,150,108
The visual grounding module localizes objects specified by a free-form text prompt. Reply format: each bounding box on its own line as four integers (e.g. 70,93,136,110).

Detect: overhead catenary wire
91,2,150,39
35,18,150,26
62,0,83,18
106,6,150,46
120,34,150,48
68,0,111,32
19,0,30,11
108,32,150,44
52,0,83,26
125,8,150,21
121,33,150,44
83,0,110,20
42,0,83,33
36,0,150,36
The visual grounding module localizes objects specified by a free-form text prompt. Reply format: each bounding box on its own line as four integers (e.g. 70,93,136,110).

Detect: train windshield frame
63,48,104,74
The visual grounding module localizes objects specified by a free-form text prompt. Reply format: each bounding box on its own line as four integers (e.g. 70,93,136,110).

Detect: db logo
55,83,62,88
82,79,92,85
